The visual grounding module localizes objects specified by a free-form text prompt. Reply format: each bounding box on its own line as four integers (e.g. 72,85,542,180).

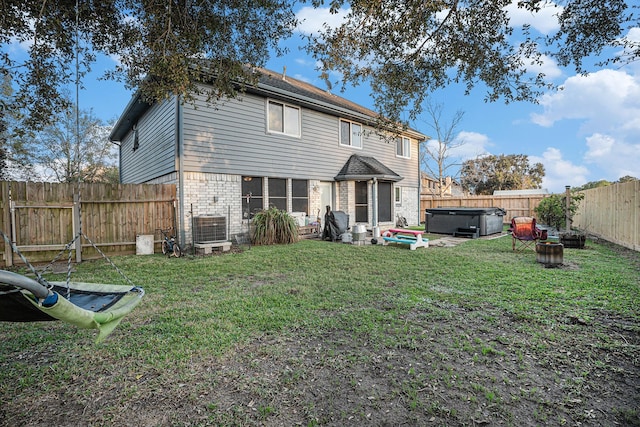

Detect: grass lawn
1,235,638,426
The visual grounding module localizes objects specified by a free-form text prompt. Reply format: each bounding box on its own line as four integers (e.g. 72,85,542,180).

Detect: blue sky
6,2,640,193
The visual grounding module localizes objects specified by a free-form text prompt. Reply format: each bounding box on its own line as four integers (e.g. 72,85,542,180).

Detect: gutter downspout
417,137,428,226
176,96,186,246
418,139,422,227
372,178,380,238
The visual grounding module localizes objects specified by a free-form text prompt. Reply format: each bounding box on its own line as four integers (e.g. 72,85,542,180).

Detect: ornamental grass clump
251,207,299,245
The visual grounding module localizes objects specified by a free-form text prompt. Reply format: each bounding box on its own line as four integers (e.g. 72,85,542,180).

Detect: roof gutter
334,174,404,182
109,92,151,142
248,84,427,140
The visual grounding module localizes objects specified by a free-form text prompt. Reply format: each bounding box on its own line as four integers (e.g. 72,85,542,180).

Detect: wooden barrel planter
536,242,564,267
560,234,586,249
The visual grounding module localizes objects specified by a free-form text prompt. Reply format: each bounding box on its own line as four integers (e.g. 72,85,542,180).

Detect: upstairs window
340,120,363,148
396,136,410,159
268,100,301,137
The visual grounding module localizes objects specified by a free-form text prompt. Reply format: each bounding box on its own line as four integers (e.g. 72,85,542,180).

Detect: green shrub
251,207,299,245
535,192,584,230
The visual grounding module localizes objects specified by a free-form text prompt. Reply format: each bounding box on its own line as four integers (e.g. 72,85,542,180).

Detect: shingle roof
110,66,427,142
251,68,381,123
334,155,403,182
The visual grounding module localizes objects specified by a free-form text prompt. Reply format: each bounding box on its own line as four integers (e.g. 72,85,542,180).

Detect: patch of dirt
5,302,637,426
195,305,639,426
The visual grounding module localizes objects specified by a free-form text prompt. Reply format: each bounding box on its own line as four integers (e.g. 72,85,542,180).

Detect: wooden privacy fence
0,181,177,267
420,194,547,224
573,181,639,251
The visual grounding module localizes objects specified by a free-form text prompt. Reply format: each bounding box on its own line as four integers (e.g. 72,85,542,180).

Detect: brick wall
181,172,244,245
151,172,422,245
397,186,419,226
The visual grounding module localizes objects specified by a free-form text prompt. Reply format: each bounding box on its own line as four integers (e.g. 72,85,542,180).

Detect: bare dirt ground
3,302,638,426
202,307,639,426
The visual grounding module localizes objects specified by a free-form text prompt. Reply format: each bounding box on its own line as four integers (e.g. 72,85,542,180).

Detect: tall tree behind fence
1,181,177,267
573,181,639,251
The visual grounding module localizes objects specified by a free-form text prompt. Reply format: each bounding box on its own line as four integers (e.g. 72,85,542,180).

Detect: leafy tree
420,102,465,197
574,180,611,191
99,166,121,185
307,0,638,124
1,1,638,130
574,176,637,191
616,175,638,184
460,154,545,195
1,0,297,130
0,74,35,180
33,102,118,183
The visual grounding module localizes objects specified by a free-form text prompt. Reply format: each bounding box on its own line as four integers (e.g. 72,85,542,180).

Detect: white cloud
529,69,640,183
584,133,640,179
584,133,615,160
449,131,492,160
530,148,589,192
531,69,640,131
296,6,350,35
505,0,562,35
521,52,562,80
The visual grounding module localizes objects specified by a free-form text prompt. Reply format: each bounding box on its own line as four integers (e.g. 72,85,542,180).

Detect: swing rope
34,192,137,290
0,230,51,291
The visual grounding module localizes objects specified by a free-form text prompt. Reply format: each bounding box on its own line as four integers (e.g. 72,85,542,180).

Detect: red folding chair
510,217,545,251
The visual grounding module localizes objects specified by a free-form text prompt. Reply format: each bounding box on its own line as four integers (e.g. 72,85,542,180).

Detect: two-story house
110,67,427,246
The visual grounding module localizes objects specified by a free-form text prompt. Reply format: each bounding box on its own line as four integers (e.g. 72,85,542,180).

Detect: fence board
0,181,177,266
573,181,639,251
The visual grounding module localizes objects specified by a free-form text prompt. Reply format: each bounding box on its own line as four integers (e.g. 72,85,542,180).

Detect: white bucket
352,225,366,242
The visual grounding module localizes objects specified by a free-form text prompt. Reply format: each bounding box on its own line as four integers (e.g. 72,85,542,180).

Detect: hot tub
425,207,506,236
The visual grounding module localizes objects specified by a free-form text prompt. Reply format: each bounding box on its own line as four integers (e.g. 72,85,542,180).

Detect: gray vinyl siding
181,92,420,187
119,98,177,183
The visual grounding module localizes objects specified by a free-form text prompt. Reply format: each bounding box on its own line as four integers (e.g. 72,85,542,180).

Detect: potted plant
535,191,586,248
559,230,586,248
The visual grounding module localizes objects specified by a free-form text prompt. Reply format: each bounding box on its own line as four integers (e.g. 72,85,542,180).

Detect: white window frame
267,100,301,137
395,187,402,204
339,119,363,149
396,136,411,159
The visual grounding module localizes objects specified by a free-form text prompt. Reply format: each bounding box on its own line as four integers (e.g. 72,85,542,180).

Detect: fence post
565,185,571,231
73,194,82,263
1,181,13,267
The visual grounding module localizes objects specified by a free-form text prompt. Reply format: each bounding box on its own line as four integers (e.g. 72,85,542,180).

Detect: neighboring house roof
493,189,549,196
334,155,403,182
110,66,427,142
420,172,460,185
